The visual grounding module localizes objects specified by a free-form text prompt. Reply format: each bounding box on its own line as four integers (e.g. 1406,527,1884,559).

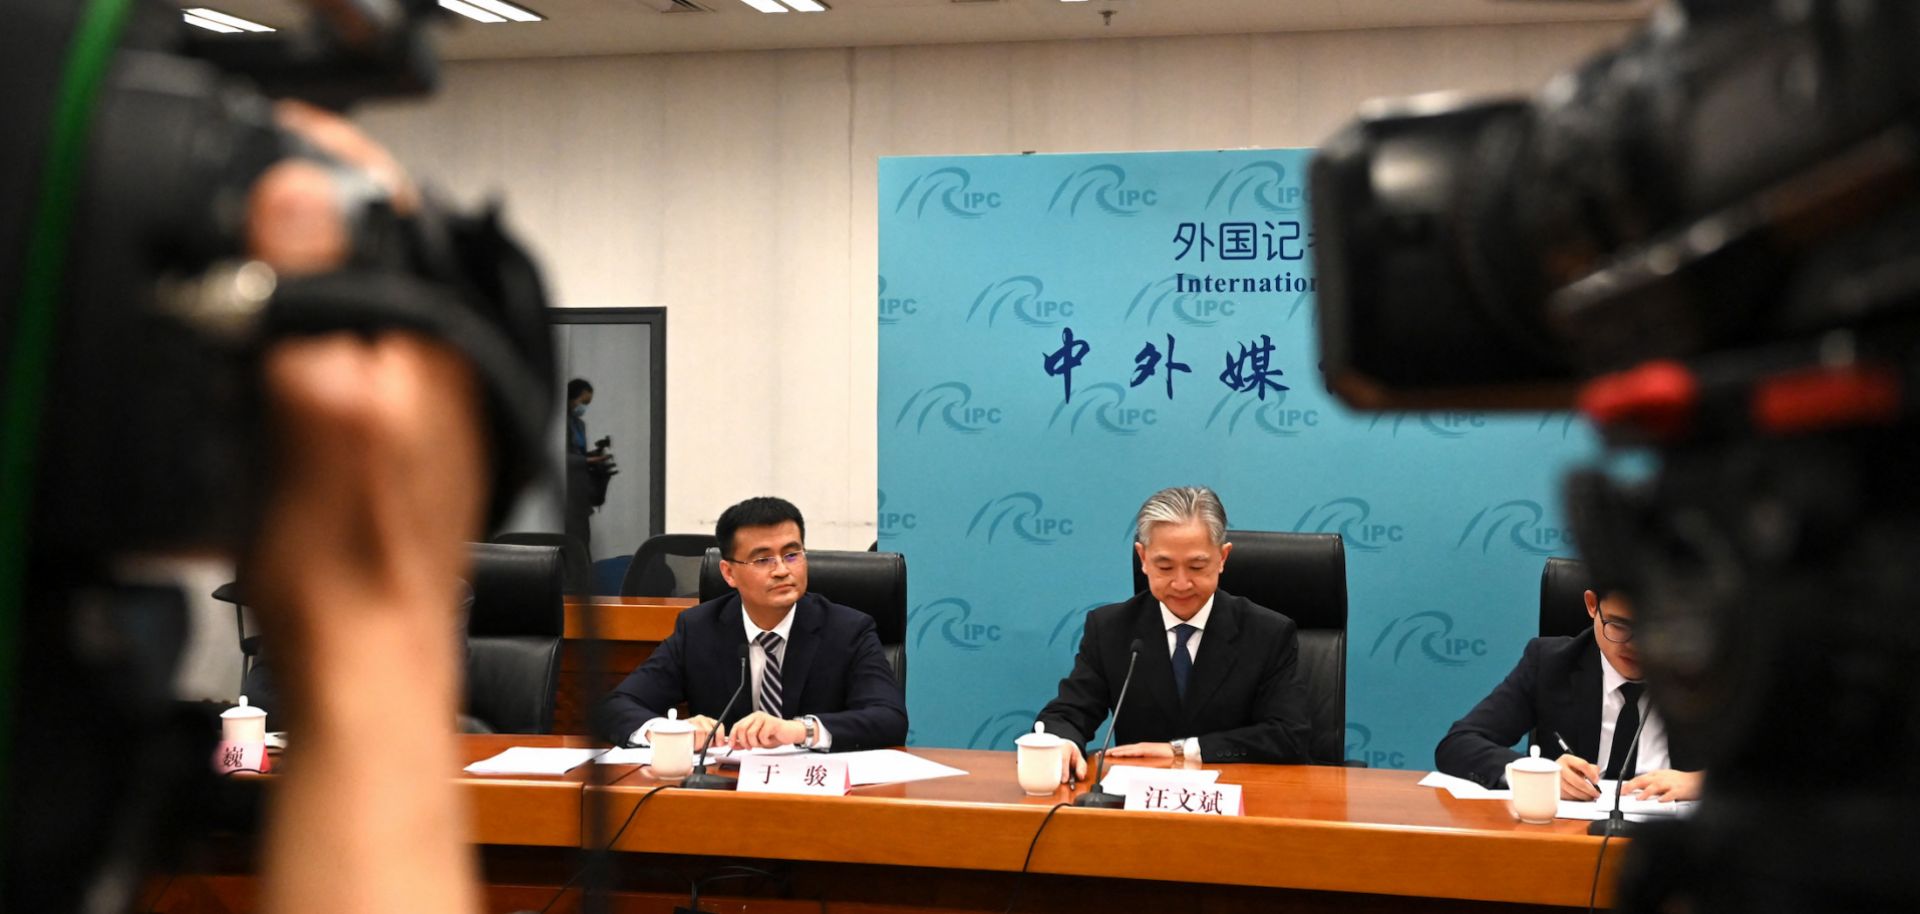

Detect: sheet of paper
464,747,604,775
1556,780,1697,820
1418,770,1512,800
833,749,969,786
1100,764,1220,795
594,746,652,765
713,745,813,766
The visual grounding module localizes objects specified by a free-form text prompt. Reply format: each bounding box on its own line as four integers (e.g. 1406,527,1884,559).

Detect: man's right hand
1556,753,1602,800
1062,742,1089,784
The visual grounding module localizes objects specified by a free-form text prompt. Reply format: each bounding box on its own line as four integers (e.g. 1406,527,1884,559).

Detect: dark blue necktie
1171,623,1197,699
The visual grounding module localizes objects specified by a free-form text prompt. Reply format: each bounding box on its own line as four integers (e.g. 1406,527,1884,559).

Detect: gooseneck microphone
1074,638,1145,809
681,644,751,791
1588,690,1651,837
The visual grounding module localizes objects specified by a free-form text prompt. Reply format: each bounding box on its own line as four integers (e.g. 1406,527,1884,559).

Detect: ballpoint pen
1551,731,1602,794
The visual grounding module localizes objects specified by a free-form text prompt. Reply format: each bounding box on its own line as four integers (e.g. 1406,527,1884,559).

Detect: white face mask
572,403,588,418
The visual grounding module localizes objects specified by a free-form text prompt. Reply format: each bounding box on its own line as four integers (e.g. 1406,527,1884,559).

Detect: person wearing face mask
564,378,610,552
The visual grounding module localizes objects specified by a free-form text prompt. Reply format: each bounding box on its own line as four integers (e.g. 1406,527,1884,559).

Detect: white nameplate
1123,779,1244,816
736,753,850,795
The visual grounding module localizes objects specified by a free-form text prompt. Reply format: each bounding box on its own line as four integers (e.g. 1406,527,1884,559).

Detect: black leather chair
1540,556,1594,638
491,531,592,595
466,542,565,734
1131,530,1349,766
623,533,718,598
698,547,908,689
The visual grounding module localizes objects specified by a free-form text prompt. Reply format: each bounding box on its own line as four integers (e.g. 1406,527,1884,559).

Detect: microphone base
678,770,737,791
1587,814,1635,837
1072,790,1127,809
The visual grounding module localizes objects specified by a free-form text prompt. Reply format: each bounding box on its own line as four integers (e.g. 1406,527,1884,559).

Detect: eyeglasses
1598,615,1635,644
727,550,806,571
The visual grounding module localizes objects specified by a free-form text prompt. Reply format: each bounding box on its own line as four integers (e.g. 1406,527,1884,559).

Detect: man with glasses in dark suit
1436,590,1705,801
593,496,907,752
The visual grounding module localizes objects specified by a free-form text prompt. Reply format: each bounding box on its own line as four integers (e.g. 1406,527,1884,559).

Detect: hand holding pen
1550,731,1603,801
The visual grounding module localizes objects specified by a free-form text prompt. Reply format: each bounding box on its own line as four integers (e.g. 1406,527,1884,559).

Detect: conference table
156,734,1628,913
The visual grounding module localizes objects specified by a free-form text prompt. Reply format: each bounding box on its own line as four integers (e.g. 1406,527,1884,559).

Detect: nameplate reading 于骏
736,754,850,796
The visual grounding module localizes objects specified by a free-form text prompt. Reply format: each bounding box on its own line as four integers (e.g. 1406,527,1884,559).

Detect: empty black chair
491,531,592,595
698,547,908,689
466,542,565,734
623,533,717,598
1131,530,1349,766
1540,556,1594,638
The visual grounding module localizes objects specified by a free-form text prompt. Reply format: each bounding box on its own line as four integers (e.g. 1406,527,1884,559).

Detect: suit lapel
775,595,824,715
1129,596,1180,727
714,596,753,726
1570,635,1604,761
1181,593,1241,719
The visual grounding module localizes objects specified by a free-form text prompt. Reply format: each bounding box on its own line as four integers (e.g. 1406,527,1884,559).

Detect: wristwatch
1170,739,1185,764
801,715,818,748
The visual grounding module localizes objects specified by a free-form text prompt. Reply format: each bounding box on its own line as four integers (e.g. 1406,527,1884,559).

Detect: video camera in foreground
2,1,554,909
1311,0,1920,910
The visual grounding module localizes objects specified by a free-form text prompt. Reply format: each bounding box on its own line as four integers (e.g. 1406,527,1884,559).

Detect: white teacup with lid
649,709,696,782
1505,745,1560,824
1015,722,1066,796
214,696,270,774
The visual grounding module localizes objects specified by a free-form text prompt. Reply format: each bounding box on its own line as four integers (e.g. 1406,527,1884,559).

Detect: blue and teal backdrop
878,149,1596,768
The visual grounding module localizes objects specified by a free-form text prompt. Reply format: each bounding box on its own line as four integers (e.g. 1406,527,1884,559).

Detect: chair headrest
1539,556,1593,638
1131,530,1347,631
699,547,907,644
468,542,564,638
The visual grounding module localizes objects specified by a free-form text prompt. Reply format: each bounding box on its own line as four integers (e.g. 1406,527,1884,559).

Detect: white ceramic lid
650,708,694,735
1509,744,1558,774
222,695,267,720
1015,721,1063,748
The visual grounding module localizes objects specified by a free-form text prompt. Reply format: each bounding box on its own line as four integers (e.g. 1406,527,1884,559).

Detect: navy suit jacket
1036,590,1312,764
1435,630,1702,787
592,591,907,751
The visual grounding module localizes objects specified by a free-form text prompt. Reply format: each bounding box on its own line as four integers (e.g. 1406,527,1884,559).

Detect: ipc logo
910,598,1002,652
1367,412,1489,438
893,167,1002,219
969,709,1042,750
967,492,1074,545
1127,275,1236,328
1205,389,1319,437
1047,164,1158,217
967,276,1075,328
1345,722,1407,769
1538,413,1579,438
877,275,918,326
1205,160,1307,215
892,382,1003,435
1368,611,1487,667
1292,497,1402,552
1455,500,1570,555
1048,383,1157,436
876,489,917,538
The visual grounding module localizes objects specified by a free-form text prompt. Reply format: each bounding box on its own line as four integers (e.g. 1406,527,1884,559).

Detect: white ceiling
204,0,1654,61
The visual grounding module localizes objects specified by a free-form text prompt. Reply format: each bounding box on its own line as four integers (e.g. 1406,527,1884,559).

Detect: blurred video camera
3,1,554,908
1312,0,1920,909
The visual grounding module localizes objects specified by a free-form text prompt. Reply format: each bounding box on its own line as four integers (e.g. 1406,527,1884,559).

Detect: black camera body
1311,1,1920,909
3,2,556,909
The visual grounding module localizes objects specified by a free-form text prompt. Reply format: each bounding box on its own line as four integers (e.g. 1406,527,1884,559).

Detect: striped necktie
756,631,784,719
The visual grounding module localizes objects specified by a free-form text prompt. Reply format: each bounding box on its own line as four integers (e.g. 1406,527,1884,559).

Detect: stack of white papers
1558,780,1697,820
1418,771,1512,800
1100,765,1221,795
464,747,605,775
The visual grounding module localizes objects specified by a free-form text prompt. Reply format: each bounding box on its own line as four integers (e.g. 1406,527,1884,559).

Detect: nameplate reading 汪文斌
1122,780,1244,816
736,754,850,796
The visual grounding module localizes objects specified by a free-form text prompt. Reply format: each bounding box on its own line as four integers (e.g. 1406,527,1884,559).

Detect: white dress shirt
630,601,830,748
1597,652,1668,777
1158,596,1215,765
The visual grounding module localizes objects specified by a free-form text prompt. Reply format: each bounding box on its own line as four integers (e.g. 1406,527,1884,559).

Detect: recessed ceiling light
781,0,829,10
439,0,544,23
739,0,787,12
182,8,275,31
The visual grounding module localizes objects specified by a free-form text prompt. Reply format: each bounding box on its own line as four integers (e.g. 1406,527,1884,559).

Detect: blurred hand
1106,742,1176,761
1556,753,1602,801
1625,769,1703,802
729,712,805,749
